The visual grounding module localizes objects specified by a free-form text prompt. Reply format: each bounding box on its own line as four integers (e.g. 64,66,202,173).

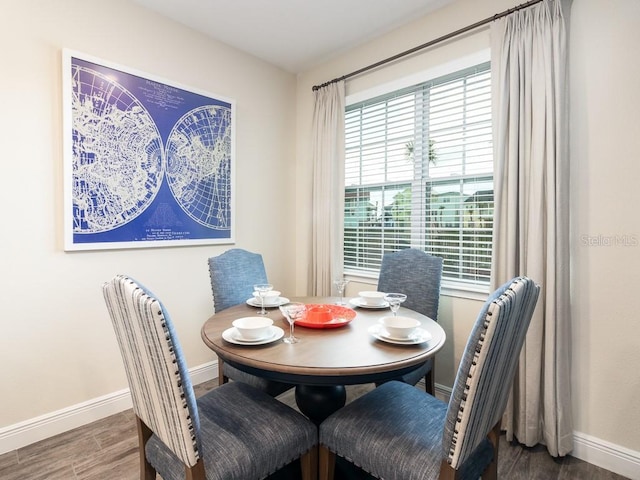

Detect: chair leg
319,445,336,480
425,361,435,395
135,417,156,480
186,459,206,480
218,359,229,386
300,446,318,480
482,421,501,480
438,460,458,480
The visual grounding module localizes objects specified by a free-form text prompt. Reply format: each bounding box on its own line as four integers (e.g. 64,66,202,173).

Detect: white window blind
344,62,493,286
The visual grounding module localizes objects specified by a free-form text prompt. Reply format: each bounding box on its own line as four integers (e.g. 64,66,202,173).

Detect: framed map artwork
62,49,235,251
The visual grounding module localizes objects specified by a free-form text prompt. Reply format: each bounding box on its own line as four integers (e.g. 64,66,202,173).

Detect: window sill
440,281,489,301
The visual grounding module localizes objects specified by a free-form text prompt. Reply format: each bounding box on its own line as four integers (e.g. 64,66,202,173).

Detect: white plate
246,297,290,308
349,297,390,309
222,326,284,345
368,324,432,345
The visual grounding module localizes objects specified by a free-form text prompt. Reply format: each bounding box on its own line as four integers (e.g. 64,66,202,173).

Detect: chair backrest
103,275,201,467
377,248,443,320
442,276,540,469
208,248,268,312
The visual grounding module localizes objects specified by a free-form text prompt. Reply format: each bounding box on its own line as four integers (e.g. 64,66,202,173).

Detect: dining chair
376,248,443,394
208,248,294,396
319,276,540,480
103,275,318,480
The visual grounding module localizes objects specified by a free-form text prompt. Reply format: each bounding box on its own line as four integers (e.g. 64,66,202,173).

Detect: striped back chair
376,248,443,393
103,274,200,472
104,275,318,480
443,275,539,473
319,276,539,480
207,249,293,396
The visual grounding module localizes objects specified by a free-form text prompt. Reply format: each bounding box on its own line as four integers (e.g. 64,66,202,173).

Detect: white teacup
359,290,386,306
232,316,273,340
380,315,421,339
253,290,281,305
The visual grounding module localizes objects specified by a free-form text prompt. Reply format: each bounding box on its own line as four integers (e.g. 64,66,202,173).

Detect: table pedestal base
295,385,346,425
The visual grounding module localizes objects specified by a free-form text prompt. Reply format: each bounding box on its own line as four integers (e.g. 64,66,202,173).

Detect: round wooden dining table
201,296,446,424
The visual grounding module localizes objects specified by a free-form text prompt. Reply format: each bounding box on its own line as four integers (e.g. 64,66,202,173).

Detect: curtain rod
311,0,544,91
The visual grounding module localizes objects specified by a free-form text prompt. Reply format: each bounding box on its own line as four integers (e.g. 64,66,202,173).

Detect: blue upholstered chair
208,248,294,397
376,248,443,394
319,276,540,480
208,248,268,312
103,275,317,480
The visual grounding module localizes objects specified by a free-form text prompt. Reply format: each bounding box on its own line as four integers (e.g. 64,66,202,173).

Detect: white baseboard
434,382,452,402
1,368,638,480
0,360,218,455
188,360,219,387
572,431,640,480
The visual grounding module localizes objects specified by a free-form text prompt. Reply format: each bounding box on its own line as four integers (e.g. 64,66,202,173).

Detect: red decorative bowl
296,304,356,329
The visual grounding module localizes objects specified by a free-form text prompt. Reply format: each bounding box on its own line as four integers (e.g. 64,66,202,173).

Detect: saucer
222,326,284,345
246,297,290,308
368,324,432,345
349,297,390,309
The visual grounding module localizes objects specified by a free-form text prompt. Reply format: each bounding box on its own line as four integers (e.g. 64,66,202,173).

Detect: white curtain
310,81,345,295
491,0,573,457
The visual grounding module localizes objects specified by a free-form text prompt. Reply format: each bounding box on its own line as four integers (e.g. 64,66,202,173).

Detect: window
343,62,493,287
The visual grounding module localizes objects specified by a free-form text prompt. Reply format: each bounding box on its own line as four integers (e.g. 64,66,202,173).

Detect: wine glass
253,283,273,315
279,302,306,344
333,277,350,305
384,293,407,316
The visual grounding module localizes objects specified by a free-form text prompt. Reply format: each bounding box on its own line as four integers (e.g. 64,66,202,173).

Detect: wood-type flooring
0,379,629,480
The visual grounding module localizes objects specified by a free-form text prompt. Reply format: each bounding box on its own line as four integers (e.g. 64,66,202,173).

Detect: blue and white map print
166,105,232,230
65,52,234,250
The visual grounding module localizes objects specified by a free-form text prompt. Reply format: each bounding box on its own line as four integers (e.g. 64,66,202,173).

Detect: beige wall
569,0,640,451
296,0,640,458
0,0,298,427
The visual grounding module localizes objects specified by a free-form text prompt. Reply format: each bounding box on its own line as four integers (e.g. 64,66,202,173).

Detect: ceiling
132,0,454,73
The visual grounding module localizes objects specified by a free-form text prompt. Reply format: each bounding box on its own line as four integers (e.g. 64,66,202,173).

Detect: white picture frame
62,49,235,251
